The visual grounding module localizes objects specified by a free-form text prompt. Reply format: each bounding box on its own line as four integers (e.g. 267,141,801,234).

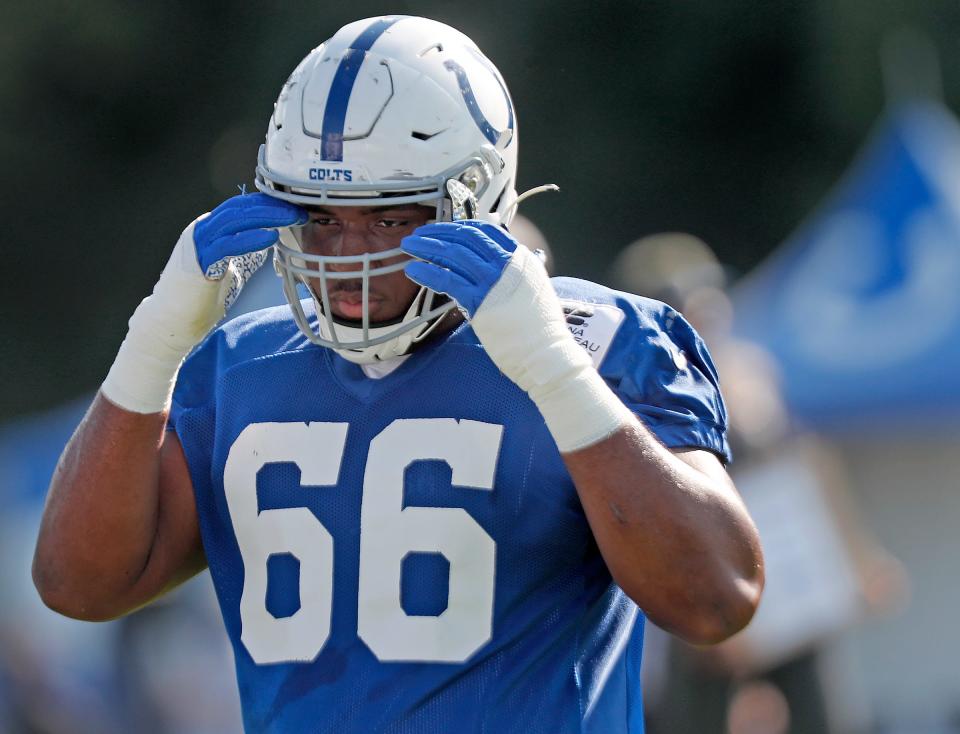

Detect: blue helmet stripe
321,16,404,161
443,60,514,147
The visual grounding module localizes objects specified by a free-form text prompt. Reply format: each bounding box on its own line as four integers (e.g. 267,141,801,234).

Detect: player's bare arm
33,396,202,620
404,220,764,645
563,432,762,645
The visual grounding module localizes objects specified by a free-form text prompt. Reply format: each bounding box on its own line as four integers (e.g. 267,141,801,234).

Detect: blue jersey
170,277,729,733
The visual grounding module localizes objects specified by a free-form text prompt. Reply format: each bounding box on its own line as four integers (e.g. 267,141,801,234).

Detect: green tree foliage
2,0,959,418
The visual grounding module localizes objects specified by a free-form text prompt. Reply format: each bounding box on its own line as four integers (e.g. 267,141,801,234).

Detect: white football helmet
256,15,519,363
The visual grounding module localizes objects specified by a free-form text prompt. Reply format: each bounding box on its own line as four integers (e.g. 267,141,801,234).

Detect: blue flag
733,102,960,429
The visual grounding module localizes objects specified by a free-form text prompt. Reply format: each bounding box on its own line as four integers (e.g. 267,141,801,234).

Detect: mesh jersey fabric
169,276,729,733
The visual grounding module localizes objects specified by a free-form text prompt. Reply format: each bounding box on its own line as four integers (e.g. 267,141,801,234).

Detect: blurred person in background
610,233,905,734
31,16,762,733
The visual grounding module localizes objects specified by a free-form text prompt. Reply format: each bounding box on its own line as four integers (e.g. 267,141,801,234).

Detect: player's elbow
32,555,118,622
640,568,764,646
33,560,78,619
34,582,119,623
672,573,764,646
696,579,762,645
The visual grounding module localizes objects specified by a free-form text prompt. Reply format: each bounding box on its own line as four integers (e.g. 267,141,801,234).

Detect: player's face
297,204,434,322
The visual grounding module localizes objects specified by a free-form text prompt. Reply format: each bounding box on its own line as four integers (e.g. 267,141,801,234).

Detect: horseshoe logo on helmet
443,58,515,149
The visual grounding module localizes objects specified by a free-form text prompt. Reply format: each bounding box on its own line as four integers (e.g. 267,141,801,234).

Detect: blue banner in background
733,102,960,430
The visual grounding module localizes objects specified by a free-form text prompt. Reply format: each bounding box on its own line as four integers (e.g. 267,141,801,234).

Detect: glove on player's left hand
401,219,568,397
402,220,516,317
403,221,633,452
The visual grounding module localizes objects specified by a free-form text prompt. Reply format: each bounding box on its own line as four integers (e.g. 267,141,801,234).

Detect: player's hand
401,220,519,317
402,219,630,452
152,191,307,332
193,193,308,280
401,219,564,386
101,193,306,414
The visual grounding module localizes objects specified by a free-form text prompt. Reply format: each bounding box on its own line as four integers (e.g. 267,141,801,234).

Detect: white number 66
223,418,503,665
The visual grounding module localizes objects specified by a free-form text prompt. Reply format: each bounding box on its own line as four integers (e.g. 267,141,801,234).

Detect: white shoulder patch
560,299,626,368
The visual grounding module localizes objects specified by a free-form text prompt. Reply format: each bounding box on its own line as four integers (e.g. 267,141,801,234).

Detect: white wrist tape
470,246,634,453
101,220,232,413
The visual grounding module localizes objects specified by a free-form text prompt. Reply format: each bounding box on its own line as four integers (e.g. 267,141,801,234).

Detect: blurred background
2,1,960,732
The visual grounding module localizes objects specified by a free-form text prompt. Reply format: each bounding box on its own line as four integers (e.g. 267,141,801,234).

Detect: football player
33,16,763,733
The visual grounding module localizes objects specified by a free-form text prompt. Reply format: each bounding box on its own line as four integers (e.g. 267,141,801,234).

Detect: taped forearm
102,221,229,413
470,246,633,452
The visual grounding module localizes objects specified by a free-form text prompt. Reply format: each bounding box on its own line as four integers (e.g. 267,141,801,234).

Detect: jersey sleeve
168,331,221,431
600,299,731,462
168,303,302,431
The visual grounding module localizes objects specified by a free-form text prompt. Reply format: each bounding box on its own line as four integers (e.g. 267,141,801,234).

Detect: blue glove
401,221,519,317
193,192,307,276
